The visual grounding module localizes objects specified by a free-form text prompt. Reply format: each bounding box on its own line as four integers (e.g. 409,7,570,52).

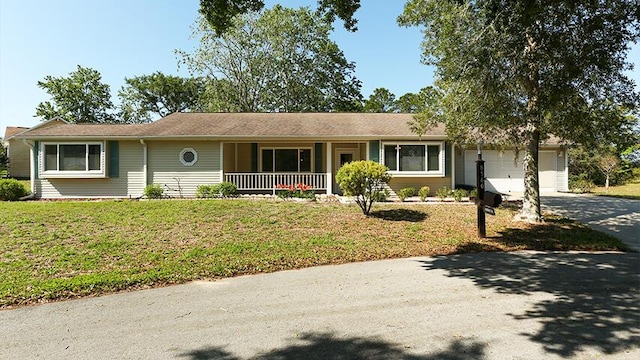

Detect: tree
0,144,8,174
396,86,441,114
598,155,621,192
178,5,362,112
36,65,116,123
363,88,397,113
399,86,443,139
335,160,392,216
199,0,361,36
118,72,206,123
399,0,639,222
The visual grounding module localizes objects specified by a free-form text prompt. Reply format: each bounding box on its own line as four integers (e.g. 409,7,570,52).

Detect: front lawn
0,199,628,308
594,181,640,200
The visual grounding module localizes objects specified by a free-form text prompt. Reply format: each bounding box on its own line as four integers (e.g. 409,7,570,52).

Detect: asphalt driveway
1,251,638,359
541,193,640,250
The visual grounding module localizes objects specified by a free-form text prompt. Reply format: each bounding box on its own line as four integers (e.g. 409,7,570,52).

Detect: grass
0,199,628,308
593,181,640,200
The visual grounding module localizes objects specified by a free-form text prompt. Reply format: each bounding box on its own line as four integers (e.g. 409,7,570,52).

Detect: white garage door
464,150,557,193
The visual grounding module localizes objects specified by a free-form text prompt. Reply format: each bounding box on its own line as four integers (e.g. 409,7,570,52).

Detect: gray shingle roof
16,113,446,140
3,126,30,140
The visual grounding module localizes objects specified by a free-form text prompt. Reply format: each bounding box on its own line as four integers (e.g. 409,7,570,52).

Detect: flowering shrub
276,183,315,200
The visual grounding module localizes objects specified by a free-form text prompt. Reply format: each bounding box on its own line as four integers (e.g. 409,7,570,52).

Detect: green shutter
314,143,323,173
369,140,380,162
251,143,258,172
445,141,451,177
33,141,39,180
108,141,119,178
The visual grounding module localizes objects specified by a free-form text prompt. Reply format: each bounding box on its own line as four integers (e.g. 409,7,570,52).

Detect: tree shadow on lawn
178,332,486,359
419,251,640,357
494,215,630,251
369,209,428,222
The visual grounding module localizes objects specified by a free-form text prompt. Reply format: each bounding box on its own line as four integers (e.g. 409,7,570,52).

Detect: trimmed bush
144,184,164,199
197,182,238,198
397,187,416,202
0,179,28,201
436,186,451,200
196,184,215,198
215,182,238,197
418,186,430,202
452,188,468,202
335,160,392,215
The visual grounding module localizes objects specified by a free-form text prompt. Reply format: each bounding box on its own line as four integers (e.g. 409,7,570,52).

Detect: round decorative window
180,148,198,166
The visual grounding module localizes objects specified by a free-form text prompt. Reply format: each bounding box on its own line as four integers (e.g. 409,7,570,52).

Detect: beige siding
7,139,30,178
148,140,221,197
223,143,236,173
387,177,452,197
236,143,252,172
36,141,145,198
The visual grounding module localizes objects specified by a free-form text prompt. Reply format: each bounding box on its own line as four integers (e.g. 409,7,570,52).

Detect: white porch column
219,142,224,183
139,139,148,189
326,142,332,195
23,140,35,194
451,142,456,189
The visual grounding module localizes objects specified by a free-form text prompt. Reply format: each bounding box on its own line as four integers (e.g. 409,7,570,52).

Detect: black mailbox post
475,142,504,238
476,144,486,238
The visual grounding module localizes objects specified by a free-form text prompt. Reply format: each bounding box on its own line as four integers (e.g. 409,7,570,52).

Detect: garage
462,149,566,193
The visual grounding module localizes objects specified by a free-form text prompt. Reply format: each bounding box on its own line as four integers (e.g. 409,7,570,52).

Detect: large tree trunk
517,130,542,223
515,30,544,223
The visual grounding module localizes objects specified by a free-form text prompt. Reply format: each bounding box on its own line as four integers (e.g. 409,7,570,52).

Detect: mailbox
483,191,502,207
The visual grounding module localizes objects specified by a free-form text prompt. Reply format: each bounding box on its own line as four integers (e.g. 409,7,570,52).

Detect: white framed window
260,147,312,172
180,148,198,166
382,142,445,176
40,142,106,178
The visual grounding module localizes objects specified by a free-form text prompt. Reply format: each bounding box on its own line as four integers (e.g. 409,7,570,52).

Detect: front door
334,149,357,195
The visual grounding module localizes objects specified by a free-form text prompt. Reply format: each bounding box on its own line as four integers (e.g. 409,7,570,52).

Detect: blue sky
0,0,637,131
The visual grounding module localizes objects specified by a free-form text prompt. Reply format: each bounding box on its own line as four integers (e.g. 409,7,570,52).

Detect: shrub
418,186,430,202
0,179,28,201
452,188,468,202
144,184,164,199
570,178,595,193
196,184,215,198
373,188,390,202
197,182,239,198
436,186,451,200
335,160,392,215
469,188,478,198
216,182,238,197
397,187,416,202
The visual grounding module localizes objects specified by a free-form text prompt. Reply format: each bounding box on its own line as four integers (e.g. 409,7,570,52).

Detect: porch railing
224,173,327,194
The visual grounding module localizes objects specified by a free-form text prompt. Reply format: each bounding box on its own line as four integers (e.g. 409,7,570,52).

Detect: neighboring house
14,113,568,199
3,126,31,179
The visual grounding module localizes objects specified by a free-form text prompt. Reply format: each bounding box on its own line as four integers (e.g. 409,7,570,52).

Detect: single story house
3,126,31,179
13,113,568,199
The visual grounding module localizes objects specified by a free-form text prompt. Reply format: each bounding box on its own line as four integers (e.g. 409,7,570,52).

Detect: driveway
1,251,638,359
541,193,640,250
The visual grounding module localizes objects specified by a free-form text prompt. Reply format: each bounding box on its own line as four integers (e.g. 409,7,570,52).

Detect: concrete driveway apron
542,193,640,250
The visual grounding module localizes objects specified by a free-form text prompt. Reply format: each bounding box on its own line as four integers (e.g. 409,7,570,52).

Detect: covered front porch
221,141,369,195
